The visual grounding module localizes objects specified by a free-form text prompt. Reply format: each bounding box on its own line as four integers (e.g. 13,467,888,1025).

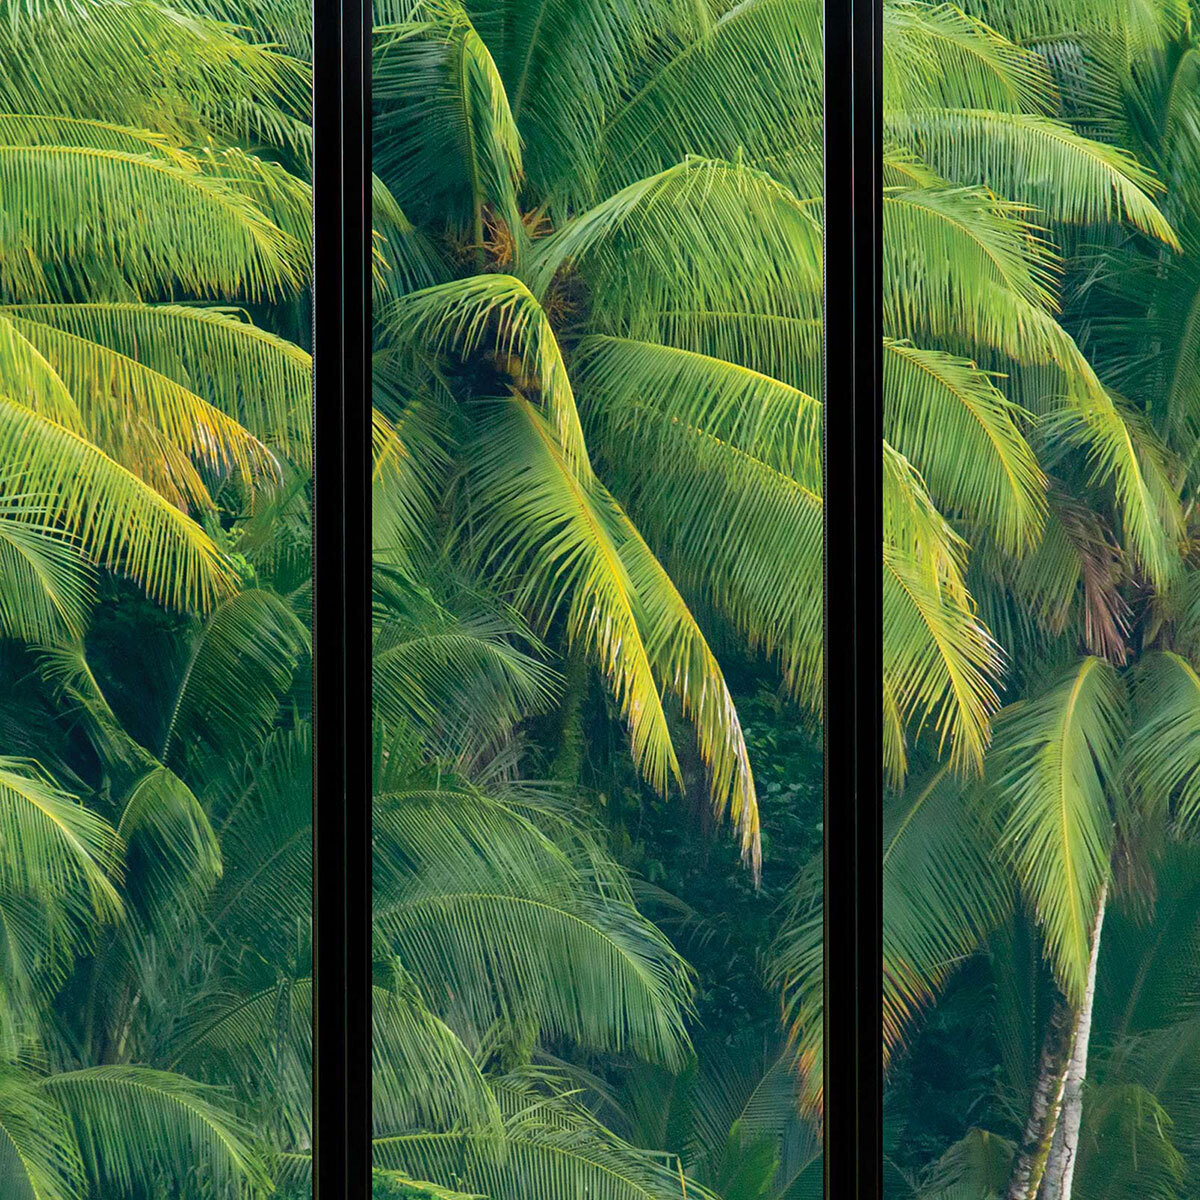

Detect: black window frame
309,0,886,1193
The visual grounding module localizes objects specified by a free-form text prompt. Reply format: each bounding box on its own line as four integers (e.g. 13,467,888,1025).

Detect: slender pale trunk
1005,998,1072,1200
1040,880,1109,1200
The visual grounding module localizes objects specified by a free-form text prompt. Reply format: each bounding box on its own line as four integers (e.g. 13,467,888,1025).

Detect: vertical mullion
823,0,883,1196
313,0,372,1195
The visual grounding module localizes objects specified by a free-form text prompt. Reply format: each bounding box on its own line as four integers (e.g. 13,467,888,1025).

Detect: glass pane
882,4,1199,1195
371,2,825,1196
0,3,315,1196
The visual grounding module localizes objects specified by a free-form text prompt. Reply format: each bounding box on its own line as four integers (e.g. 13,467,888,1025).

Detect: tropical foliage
5,0,1200,1198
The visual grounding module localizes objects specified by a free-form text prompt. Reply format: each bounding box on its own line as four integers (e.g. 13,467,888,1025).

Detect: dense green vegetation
3,0,1200,1198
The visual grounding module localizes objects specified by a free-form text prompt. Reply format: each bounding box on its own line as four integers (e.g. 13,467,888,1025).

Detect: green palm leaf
3,302,312,467
160,588,310,767
464,393,680,796
41,1066,271,1198
994,656,1124,1004
888,108,1177,242
0,1067,82,1200
0,396,236,613
0,143,305,302
373,778,694,1068
0,756,123,929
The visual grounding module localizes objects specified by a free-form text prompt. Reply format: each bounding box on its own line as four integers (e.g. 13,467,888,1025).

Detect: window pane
882,4,1198,1195
0,3,315,1196
371,3,825,1196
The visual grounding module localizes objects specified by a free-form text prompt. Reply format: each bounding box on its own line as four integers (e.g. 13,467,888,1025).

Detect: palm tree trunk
1040,880,1109,1200
1005,996,1073,1200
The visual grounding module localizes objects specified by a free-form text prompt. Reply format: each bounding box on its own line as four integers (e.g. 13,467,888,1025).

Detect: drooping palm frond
374,0,523,245
573,335,822,486
0,756,123,930
590,0,822,209
160,588,310,769
993,656,1124,1004
1,304,312,467
373,777,695,1068
373,1082,714,1200
528,157,823,324
1125,651,1200,837
887,108,1177,242
610,508,761,874
882,339,1046,552
41,1066,272,1199
0,1066,82,1200
0,394,234,613
883,538,1003,776
115,766,221,922
1,312,279,505
0,143,306,302
383,274,591,475
0,0,309,155
463,393,681,797
373,565,560,766
0,509,92,643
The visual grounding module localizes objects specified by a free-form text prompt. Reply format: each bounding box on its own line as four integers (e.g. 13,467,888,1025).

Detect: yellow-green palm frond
883,338,1047,552
529,157,822,322
383,274,592,476
464,393,680,796
883,538,1003,777
1047,389,1183,590
883,1,1056,114
882,186,1066,361
375,0,523,246
608,502,760,876
40,1066,271,1199
0,398,235,611
4,302,312,467
574,335,822,484
0,143,306,302
1,312,280,505
580,379,824,709
592,0,822,208
888,108,1177,244
993,656,1124,1005
0,757,123,929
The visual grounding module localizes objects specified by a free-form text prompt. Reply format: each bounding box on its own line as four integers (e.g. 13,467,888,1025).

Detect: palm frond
383,274,591,475
0,756,123,929
161,588,310,768
41,1066,272,1198
374,1,523,245
0,143,306,301
2,303,312,467
888,108,1177,243
373,778,694,1068
464,394,680,796
0,1067,82,1200
0,397,237,612
993,656,1124,1004
883,338,1046,552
